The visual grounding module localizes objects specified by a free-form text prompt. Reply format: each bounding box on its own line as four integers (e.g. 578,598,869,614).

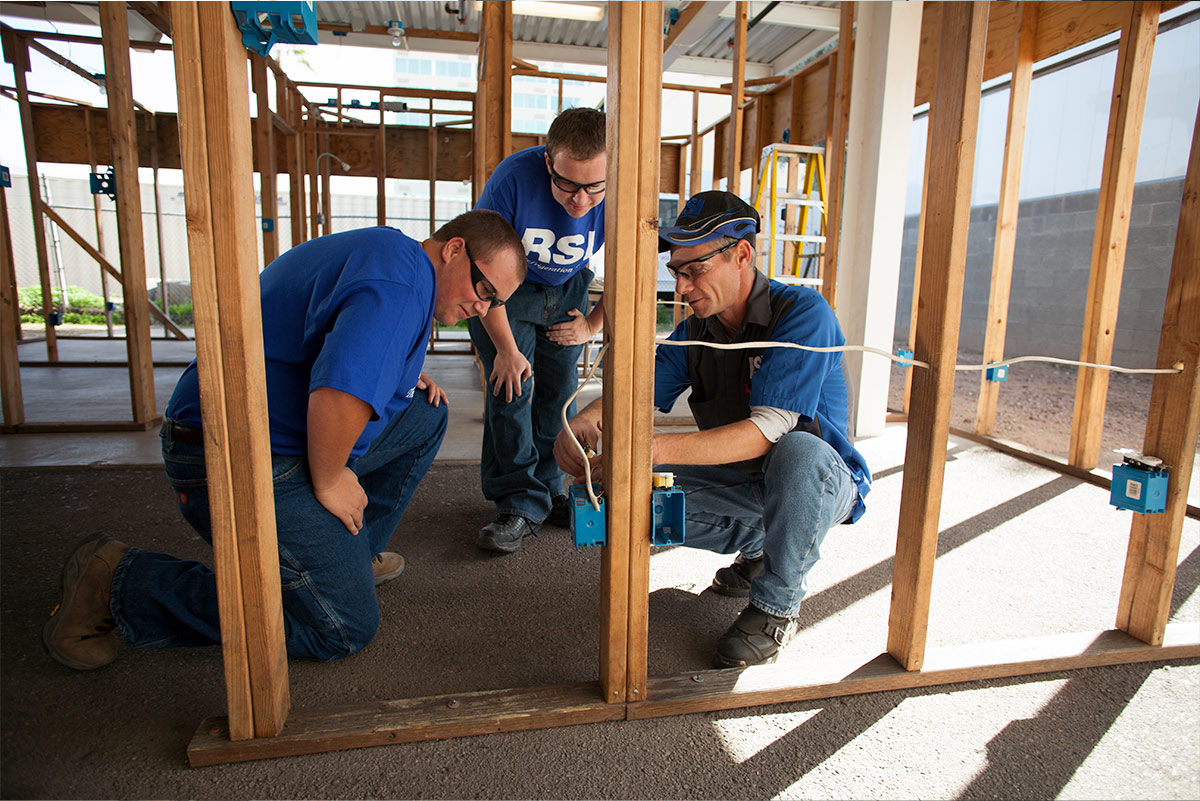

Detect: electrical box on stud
231,2,317,57
651,473,686,546
569,484,606,548
1110,450,1169,514
985,363,1009,382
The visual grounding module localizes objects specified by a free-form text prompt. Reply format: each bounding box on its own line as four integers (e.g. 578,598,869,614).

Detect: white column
835,1,923,438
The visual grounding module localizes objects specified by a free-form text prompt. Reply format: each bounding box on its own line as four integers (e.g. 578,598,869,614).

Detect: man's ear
737,239,755,268
544,151,553,174
440,236,463,266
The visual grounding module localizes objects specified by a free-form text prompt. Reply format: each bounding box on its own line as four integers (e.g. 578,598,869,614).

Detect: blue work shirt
653,272,871,522
166,226,435,458
475,145,604,286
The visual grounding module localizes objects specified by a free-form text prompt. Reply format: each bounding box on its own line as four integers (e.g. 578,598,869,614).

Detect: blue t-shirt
165,226,435,458
653,275,871,522
475,145,604,286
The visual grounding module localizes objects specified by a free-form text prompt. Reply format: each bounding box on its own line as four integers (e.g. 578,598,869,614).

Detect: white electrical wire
562,342,609,511
952,355,1181,375
655,337,931,368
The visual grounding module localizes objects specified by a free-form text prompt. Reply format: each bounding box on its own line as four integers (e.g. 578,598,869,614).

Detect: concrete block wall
894,177,1184,367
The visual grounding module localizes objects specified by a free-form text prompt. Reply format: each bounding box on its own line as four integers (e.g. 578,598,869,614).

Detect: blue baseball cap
658,191,760,252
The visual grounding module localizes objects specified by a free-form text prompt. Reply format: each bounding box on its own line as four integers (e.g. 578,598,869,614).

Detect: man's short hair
433,210,527,279
545,107,606,162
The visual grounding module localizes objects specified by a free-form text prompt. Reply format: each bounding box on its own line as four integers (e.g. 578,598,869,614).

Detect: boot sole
712,650,780,669
42,531,117,671
709,580,751,598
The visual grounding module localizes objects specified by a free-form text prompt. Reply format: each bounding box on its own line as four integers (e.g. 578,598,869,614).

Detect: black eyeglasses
665,239,740,281
466,243,505,309
549,163,606,196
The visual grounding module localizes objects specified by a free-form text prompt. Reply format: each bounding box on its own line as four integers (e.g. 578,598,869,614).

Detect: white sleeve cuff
748,405,802,443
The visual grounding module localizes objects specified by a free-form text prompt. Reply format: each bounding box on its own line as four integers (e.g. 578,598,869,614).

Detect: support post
172,0,289,740
1069,1,1160,469
251,54,278,265
377,91,387,227
727,1,747,197
834,0,923,437
0,180,22,426
603,0,661,706
473,0,512,202
976,2,1037,434
3,26,57,361
1116,99,1200,646
288,88,306,247
99,4,157,423
823,1,854,309
689,90,702,196
887,1,988,672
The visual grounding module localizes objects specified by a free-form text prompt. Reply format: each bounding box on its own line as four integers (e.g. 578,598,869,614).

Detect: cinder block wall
894,177,1185,367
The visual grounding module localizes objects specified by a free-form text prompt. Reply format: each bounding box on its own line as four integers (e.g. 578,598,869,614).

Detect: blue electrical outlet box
48,312,63,326
897,348,914,367
0,165,10,188
985,363,1009,382
569,483,606,548
261,218,274,232
1111,459,1168,514
89,168,115,200
651,485,686,546
231,2,317,57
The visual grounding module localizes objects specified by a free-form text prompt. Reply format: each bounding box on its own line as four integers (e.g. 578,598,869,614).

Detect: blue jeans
468,268,592,523
109,395,448,660
660,431,857,618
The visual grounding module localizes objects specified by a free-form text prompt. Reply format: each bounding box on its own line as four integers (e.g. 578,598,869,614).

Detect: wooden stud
689,90,702,196
428,122,437,234
149,114,174,337
3,26,57,361
174,0,290,739
308,125,319,240
823,1,854,309
473,1,512,203
888,1,989,672
1116,98,1200,645
903,75,936,416
320,132,332,236
377,91,387,227
252,55,278,265
85,108,115,336
977,2,1037,435
0,180,22,426
1069,2,1160,469
727,1,747,196
99,4,157,424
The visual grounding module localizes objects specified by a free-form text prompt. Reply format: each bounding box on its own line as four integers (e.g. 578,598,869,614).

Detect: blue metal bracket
261,218,275,232
0,165,10,188
231,2,317,57
89,168,115,200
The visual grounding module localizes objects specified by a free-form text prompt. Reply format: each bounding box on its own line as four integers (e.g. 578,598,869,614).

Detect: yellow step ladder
752,143,827,286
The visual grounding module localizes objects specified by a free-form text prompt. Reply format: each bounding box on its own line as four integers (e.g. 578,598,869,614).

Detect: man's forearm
652,420,771,466
307,387,372,489
479,304,520,354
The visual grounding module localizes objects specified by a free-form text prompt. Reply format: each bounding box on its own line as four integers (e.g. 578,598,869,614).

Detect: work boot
544,495,571,529
476,514,539,554
712,603,797,668
710,553,764,597
372,552,405,586
43,531,129,670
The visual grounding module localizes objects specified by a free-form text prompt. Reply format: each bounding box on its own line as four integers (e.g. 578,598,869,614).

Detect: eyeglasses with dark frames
548,162,606,196
466,243,505,309
665,239,741,282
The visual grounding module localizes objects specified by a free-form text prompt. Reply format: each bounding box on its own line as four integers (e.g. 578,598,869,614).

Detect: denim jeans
109,394,448,660
660,431,857,618
467,268,592,523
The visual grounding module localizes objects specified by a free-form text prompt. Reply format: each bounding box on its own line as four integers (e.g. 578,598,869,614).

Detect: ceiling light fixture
474,1,606,23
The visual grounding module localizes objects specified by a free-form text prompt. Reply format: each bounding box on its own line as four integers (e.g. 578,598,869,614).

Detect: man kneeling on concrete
553,191,871,668
43,209,526,668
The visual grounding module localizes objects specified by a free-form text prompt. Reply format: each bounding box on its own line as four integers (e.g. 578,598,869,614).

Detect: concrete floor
2,334,1198,800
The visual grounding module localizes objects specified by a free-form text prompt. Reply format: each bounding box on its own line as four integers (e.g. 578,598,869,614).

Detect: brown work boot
372,551,405,586
43,532,129,670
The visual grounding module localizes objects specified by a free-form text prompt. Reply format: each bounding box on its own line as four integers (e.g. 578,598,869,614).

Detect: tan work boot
43,532,129,670
372,551,405,586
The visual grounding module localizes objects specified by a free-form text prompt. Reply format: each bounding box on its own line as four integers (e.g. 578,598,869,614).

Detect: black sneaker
713,604,797,668
476,514,540,554
544,495,571,529
710,554,763,597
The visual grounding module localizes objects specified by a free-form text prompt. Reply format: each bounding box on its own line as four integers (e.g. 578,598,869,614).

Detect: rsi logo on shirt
522,228,599,273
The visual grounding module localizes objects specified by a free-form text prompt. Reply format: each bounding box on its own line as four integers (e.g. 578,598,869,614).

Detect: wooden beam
129,2,172,38
1116,98,1200,645
632,624,1200,719
689,90,702,196
251,55,278,266
1069,2,1160,469
99,4,157,424
38,203,187,338
188,682,623,767
726,2,747,196
977,2,1037,435
377,92,387,227
0,180,23,426
888,1,989,672
473,1,512,203
3,24,57,361
288,87,306,246
176,0,290,739
823,1,854,309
